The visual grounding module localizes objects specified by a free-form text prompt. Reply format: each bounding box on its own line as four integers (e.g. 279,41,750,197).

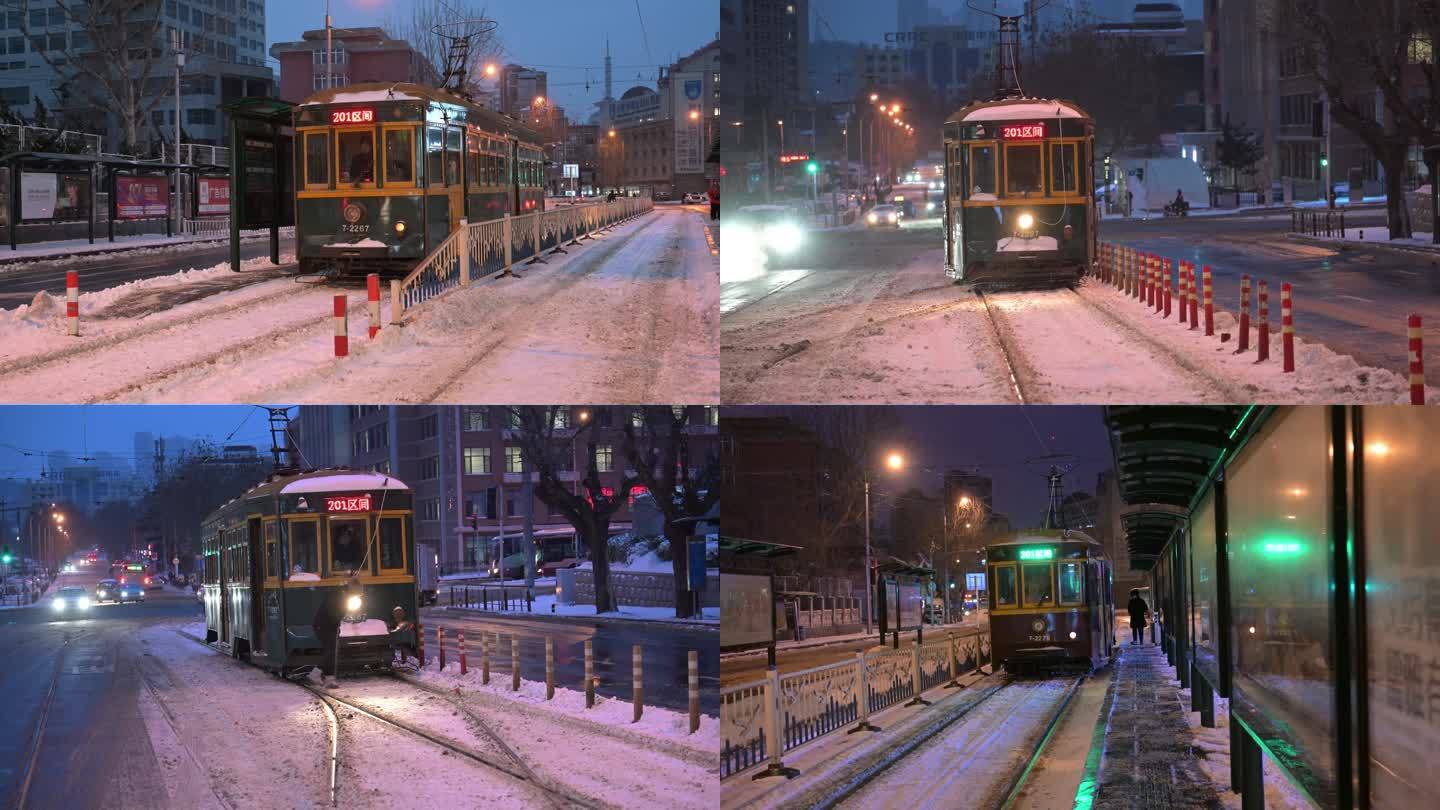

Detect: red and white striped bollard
367,273,380,339
1281,282,1295,373
1256,281,1270,362
459,629,468,675
1179,261,1188,324
438,625,447,671
1163,258,1172,318
1410,314,1424,404
66,271,79,336
1188,263,1199,330
1203,265,1214,336
333,295,348,357
1237,275,1251,352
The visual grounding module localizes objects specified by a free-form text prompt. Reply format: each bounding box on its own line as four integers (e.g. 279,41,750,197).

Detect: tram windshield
1006,144,1043,195
994,565,1016,606
290,520,319,575
1050,143,1077,194
385,129,414,184
379,517,406,571
1058,562,1083,604
329,518,368,574
339,131,374,185
1022,562,1054,606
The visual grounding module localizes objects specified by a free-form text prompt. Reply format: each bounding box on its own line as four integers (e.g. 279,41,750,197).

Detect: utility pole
173,29,184,234
762,109,772,203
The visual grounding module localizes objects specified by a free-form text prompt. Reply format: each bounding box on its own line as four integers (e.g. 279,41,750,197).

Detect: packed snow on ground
0,209,716,404
1296,225,1438,248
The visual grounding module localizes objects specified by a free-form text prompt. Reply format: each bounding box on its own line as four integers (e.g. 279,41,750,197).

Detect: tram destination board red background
326,495,372,512
331,108,375,125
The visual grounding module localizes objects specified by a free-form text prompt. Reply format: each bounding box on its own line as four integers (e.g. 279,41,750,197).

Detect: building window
505,446,523,473
464,407,490,431
704,406,718,426
418,414,438,440
551,406,571,430
594,444,614,473
419,456,440,480
421,498,440,521
464,447,491,475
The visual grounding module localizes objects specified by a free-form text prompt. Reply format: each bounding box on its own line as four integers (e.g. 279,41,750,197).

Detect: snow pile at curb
1081,281,1432,403
1177,683,1317,809
411,656,718,759
0,232,287,273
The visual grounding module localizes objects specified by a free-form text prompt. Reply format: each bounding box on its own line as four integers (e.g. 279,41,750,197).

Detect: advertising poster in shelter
20,172,56,220
720,573,773,649
54,174,89,220
197,177,230,216
115,176,169,219
672,71,704,174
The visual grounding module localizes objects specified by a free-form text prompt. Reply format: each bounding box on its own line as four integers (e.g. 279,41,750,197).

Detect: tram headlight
1069,631,1077,639
394,220,407,235
346,595,363,613
763,222,803,255
1016,212,1035,231
52,599,65,611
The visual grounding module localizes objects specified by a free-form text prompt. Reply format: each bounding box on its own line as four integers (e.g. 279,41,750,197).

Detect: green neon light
1019,547,1054,561
1261,541,1303,554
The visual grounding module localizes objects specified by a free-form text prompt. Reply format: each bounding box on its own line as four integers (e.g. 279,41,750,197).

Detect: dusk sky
0,406,270,479
805,0,1203,45
726,406,1113,529
266,1,717,118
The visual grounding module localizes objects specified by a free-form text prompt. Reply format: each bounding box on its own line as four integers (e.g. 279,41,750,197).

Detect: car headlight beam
78,597,91,610
763,222,803,255
53,599,65,611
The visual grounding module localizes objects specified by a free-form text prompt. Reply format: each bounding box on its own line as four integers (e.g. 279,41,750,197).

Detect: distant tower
152,438,165,485
604,37,614,102
1042,466,1066,530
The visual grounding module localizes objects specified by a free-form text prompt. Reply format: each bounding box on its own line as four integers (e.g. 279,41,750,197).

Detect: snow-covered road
721,245,1431,404
0,206,717,404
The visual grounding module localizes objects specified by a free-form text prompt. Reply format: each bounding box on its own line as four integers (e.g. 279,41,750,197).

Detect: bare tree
620,406,719,619
507,406,637,614
385,0,504,97
13,0,172,153
1270,0,1440,239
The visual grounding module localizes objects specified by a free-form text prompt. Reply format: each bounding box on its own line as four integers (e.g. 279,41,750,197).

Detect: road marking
1336,294,1374,304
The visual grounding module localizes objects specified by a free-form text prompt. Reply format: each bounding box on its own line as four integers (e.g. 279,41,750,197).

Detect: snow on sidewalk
0,230,290,272
1292,226,1440,252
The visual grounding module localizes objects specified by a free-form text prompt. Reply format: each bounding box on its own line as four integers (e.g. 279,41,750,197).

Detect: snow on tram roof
300,88,422,104
987,529,1101,547
280,472,411,494
952,99,1089,123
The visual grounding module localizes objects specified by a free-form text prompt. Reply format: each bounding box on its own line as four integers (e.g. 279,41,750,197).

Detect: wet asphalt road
421,605,720,716
0,238,294,308
0,570,201,809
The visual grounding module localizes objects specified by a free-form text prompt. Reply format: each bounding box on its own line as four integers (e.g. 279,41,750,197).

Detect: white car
683,192,707,204
866,204,902,228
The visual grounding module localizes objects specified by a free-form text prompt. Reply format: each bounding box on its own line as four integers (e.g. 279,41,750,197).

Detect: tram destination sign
331,108,375,125
1000,123,1046,140
326,495,373,512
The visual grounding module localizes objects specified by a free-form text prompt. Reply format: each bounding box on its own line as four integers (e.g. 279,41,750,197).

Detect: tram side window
385,128,414,185
328,518,368,576
1006,144,1043,195
1049,142,1077,194
289,520,318,575
1058,562,1083,604
426,125,445,187
465,134,479,191
993,565,1016,607
265,520,279,579
378,517,406,571
1022,562,1054,607
305,132,330,187
338,130,374,186
969,144,997,199
446,127,462,186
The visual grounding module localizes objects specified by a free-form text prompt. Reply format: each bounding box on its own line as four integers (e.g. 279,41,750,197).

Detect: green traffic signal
806,161,818,174
1320,153,1329,167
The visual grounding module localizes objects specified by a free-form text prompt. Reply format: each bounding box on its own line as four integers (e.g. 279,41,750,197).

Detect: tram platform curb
435,604,719,633
1285,231,1440,261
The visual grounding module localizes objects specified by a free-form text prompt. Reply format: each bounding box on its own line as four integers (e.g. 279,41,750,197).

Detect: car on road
51,586,92,618
683,192,707,204
730,204,807,260
143,575,163,591
94,578,120,604
866,204,902,228
115,581,145,604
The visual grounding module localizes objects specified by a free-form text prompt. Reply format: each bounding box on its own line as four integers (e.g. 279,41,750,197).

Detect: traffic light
1320,152,1329,168
806,161,818,175
1,546,11,564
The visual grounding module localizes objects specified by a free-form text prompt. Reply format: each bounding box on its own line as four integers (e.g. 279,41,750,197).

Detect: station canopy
1104,406,1252,569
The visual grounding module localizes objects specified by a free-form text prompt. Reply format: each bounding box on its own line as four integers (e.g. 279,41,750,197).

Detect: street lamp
483,63,497,78
777,118,785,155
865,450,905,634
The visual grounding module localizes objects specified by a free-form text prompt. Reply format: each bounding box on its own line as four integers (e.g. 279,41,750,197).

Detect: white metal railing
162,143,231,167
0,123,102,155
393,197,654,318
181,218,295,239
720,628,991,780
793,595,862,629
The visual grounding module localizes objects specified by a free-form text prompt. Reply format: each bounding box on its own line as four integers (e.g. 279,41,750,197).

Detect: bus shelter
220,97,295,271
1,152,197,250
719,536,799,668
875,558,936,648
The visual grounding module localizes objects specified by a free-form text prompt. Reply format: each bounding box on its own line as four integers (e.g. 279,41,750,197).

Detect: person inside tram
331,523,366,573
1127,589,1150,645
343,136,374,186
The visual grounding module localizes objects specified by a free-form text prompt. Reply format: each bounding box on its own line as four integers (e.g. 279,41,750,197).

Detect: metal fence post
848,651,878,733
905,640,930,706
501,214,514,276
945,632,964,688
458,219,470,286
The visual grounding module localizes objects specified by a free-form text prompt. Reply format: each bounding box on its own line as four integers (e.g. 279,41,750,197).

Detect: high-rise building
500,64,549,117
2,0,275,148
270,27,440,104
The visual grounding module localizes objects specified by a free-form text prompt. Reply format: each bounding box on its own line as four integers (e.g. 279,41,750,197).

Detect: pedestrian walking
708,183,720,221
388,605,417,665
1127,589,1149,645
313,585,346,686
1153,606,1163,645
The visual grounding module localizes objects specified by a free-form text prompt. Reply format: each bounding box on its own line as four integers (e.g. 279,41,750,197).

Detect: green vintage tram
201,469,418,676
942,97,1096,286
986,530,1115,673
294,82,547,277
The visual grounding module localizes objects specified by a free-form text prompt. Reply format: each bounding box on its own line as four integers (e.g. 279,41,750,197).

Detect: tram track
9,627,96,810
816,674,1084,810
136,667,239,810
974,289,1033,404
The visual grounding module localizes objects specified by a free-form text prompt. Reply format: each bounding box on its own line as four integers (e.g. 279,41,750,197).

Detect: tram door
248,517,264,647
217,527,231,645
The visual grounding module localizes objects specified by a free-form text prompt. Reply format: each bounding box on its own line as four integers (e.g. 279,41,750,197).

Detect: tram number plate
340,224,370,233
1028,634,1051,642
1001,123,1046,140
327,495,372,512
